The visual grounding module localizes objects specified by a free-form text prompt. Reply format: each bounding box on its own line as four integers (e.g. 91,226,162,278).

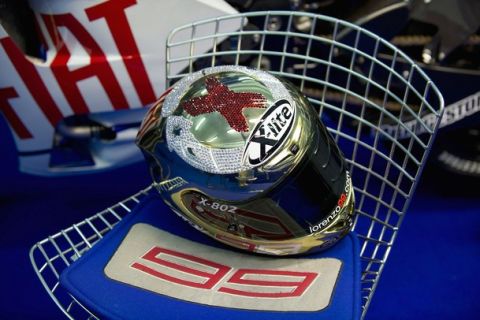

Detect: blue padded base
60,193,361,320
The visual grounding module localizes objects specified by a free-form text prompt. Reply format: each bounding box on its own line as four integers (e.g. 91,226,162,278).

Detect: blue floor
368,166,480,320
0,115,479,319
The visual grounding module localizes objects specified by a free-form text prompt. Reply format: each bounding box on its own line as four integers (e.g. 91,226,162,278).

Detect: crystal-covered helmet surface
136,66,355,255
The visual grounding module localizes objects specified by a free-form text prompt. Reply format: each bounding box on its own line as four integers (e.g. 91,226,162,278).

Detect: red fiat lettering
0,37,63,129
0,87,33,139
42,13,129,114
86,0,157,106
1,0,159,138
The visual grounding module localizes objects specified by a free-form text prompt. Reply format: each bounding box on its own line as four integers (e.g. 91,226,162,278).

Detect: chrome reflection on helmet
136,66,355,255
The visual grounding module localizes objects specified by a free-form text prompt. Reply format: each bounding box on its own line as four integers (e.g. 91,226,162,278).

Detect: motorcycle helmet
136,66,355,255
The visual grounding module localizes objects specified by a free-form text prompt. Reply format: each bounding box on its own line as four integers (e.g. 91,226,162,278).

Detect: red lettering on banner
42,13,129,114
86,0,157,106
131,247,231,289
218,269,318,298
0,87,33,139
0,37,63,128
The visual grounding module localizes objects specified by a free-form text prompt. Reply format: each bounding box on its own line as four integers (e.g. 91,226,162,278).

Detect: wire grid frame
28,11,444,320
165,11,444,318
30,186,153,320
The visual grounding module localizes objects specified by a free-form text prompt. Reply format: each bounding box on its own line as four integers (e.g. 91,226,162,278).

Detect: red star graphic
181,77,266,132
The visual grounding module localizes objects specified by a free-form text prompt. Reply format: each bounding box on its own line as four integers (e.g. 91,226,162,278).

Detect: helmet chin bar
166,174,355,256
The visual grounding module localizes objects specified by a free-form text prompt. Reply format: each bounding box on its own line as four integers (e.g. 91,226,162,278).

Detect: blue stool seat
60,193,361,320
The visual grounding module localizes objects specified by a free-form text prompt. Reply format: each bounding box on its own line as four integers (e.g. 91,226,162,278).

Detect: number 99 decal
132,246,317,298
105,224,342,312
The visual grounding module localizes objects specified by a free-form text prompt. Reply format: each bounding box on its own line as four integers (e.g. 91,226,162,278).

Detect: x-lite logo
131,246,318,298
243,99,295,166
249,129,279,162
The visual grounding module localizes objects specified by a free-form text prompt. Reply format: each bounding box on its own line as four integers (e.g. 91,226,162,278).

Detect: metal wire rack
30,186,153,320
30,11,444,320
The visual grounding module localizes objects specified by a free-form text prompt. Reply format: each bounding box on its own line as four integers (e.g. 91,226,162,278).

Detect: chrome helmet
136,66,355,255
